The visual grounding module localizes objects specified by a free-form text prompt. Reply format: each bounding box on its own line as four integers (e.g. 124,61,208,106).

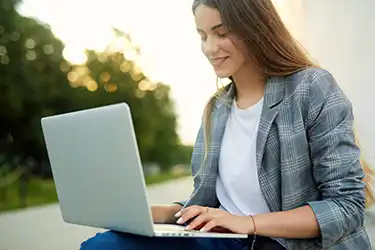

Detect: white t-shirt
216,97,271,216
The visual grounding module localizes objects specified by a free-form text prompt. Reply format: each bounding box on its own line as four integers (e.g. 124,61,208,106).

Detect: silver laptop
41,102,247,238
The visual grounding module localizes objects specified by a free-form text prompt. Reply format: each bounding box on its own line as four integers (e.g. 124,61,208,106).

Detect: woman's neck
231,66,266,109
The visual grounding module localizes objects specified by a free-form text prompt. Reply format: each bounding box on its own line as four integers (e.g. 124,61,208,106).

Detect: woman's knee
80,231,129,250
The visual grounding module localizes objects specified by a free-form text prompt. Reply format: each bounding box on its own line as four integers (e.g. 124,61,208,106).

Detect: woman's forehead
194,4,224,31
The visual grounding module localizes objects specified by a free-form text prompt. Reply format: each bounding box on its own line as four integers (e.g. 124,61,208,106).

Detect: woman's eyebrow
196,23,224,33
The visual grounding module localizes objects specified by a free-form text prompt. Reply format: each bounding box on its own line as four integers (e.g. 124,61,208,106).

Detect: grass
0,170,190,213
144,171,189,185
0,177,58,212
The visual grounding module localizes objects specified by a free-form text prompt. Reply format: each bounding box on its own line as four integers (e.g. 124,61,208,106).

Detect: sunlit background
17,0,221,145
15,0,287,145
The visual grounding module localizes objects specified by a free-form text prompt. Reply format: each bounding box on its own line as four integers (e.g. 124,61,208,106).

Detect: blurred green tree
0,0,191,179
67,47,182,170
0,0,73,174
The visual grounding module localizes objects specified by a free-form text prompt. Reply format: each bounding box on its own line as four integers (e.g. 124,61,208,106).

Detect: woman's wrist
243,215,256,235
248,215,257,249
249,215,256,235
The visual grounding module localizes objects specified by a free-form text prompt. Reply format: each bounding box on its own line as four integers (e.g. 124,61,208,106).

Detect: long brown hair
193,0,374,207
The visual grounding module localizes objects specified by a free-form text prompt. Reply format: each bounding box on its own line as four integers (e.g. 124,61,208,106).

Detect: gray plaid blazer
178,68,371,249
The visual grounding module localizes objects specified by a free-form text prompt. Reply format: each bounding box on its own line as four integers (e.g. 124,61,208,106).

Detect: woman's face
194,4,248,78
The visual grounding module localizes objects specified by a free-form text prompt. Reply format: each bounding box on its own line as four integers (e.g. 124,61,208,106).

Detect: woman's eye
217,33,228,38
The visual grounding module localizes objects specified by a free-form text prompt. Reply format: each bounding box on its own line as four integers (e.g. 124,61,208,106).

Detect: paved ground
1,177,375,250
0,178,193,250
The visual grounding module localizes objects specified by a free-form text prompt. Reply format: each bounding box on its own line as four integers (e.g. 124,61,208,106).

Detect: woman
80,0,374,249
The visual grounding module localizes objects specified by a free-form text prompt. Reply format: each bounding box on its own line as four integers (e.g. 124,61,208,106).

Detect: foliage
0,0,193,181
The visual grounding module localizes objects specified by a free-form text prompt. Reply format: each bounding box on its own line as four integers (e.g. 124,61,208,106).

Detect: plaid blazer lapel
256,76,285,212
256,76,286,168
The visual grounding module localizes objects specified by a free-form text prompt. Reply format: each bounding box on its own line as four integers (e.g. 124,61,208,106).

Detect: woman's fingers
175,205,208,225
200,218,222,232
186,212,212,230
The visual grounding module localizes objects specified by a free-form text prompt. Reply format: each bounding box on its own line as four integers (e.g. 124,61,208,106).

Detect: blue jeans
80,231,249,250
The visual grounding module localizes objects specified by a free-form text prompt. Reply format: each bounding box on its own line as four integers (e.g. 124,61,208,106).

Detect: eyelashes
217,33,229,38
199,33,229,41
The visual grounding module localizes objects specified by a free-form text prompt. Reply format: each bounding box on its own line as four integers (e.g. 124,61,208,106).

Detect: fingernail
200,227,206,232
176,218,183,224
174,212,181,217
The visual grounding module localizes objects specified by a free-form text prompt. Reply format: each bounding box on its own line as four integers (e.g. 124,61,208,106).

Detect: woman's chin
214,69,232,79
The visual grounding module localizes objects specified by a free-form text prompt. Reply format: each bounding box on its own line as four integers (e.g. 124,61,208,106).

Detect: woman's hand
175,205,254,234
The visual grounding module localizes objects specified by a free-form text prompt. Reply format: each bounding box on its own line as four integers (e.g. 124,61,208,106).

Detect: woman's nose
204,36,220,55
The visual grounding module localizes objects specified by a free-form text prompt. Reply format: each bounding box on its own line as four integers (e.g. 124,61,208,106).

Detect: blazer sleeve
173,123,205,208
306,69,366,247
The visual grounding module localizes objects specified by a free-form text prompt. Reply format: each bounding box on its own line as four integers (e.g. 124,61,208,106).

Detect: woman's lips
211,56,229,67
